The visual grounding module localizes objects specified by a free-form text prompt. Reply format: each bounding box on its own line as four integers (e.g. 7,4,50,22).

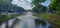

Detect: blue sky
11,0,50,10
42,0,50,6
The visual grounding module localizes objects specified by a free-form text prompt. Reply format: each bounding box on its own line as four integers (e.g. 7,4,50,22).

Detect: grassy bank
35,11,60,28
0,14,20,22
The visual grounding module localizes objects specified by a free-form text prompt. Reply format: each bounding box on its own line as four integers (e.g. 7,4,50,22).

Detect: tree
49,0,60,11
0,0,25,27
32,0,46,7
0,0,12,15
12,5,25,13
31,0,47,13
32,5,47,13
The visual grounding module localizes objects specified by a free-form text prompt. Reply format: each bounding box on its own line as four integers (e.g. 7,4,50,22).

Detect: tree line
31,0,60,13
0,0,25,15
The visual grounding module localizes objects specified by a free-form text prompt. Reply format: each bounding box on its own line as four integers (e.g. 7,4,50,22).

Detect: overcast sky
11,0,50,10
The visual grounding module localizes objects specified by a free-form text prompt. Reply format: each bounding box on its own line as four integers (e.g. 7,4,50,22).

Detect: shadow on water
34,18,53,28
35,19,46,26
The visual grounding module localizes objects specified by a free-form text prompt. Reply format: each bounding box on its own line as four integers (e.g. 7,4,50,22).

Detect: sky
42,0,50,6
11,0,50,10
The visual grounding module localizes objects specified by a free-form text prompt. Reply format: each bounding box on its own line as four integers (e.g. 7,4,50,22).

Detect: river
13,11,52,28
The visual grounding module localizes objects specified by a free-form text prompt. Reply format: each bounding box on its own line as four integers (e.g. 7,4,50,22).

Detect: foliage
0,0,12,10
0,0,25,22
36,12,60,28
0,14,20,22
33,0,60,27
32,5,47,13
12,5,25,12
49,0,60,11
32,0,47,13
32,0,46,7
0,0,25,13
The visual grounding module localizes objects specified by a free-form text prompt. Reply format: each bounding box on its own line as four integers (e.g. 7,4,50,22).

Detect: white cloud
11,0,17,5
28,0,32,2
11,0,32,10
17,0,25,4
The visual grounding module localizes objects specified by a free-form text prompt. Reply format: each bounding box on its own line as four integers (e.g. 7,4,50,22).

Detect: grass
35,11,60,28
0,14,20,22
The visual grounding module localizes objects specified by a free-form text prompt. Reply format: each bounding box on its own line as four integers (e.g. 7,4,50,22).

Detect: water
13,11,52,28
0,12,52,28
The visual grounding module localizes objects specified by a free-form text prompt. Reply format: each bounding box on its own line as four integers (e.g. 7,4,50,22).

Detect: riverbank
0,13,21,22
0,12,25,28
33,11,60,28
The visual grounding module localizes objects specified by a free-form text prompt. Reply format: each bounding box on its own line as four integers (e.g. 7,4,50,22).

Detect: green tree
0,0,12,11
31,0,47,13
49,0,60,11
32,0,46,7
12,5,25,12
32,5,47,13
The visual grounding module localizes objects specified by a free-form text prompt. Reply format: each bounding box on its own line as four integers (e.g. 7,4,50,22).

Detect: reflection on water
13,12,52,28
35,20,51,28
35,19,51,28
0,12,52,28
